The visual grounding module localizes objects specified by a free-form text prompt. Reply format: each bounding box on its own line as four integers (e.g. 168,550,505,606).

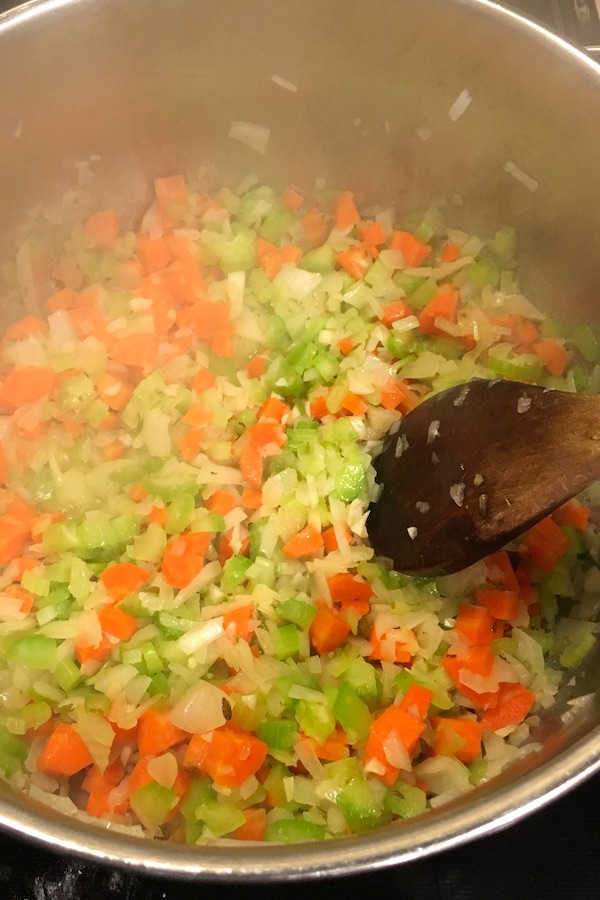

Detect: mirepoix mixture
0,172,598,843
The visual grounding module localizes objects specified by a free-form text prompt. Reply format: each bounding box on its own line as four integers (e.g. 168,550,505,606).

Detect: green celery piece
333,683,372,740
142,471,199,503
257,719,298,750
7,701,52,734
539,318,566,340
299,245,336,273
263,764,300,811
54,658,82,692
7,635,58,670
337,776,384,833
313,351,339,382
217,227,257,273
201,802,246,837
364,257,392,289
286,341,318,373
165,493,195,534
83,398,110,425
408,279,438,310
425,335,465,361
44,520,80,553
221,556,253,589
20,570,49,598
0,723,27,776
276,673,319,707
333,463,366,503
38,584,71,609
180,777,216,822
59,373,96,412
385,331,416,359
85,693,112,715
272,624,300,660
147,673,170,697
466,257,500,289
276,598,317,631
157,611,196,639
488,225,517,266
237,186,277,227
264,817,326,843
141,642,163,676
69,557,92,602
232,694,268,733
128,522,168,564
295,699,336,744
384,782,427,818
559,632,596,669
131,782,178,825
570,323,599,362
343,657,378,699
393,272,426,296
527,629,556,656
264,314,288,351
260,208,297,243
487,350,544,381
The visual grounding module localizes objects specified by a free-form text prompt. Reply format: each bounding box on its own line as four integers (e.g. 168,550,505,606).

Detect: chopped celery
333,683,372,740
570,323,599,362
384,782,427,818
343,657,378,699
337,776,385,833
221,556,253,590
165,493,195,534
202,802,246,837
7,635,58,670
559,632,596,669
260,208,297,243
54,657,82,692
216,227,257,273
295,699,336,744
300,245,335,273
272,624,300,660
257,719,298,750
264,817,326,843
466,257,500,289
131,782,178,825
276,598,317,631
0,723,27,776
180,777,216,822
59,373,95,411
333,463,366,503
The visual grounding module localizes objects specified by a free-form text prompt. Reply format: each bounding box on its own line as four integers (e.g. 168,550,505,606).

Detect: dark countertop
0,0,599,898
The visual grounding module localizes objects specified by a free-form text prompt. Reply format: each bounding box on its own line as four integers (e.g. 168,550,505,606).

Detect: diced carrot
512,318,540,347
480,682,535,732
380,378,405,411
181,301,230,341
532,339,568,377
240,488,262,510
336,246,369,280
231,806,267,841
520,516,570,573
309,726,349,762
341,392,367,417
281,245,303,264
217,533,234,564
206,490,238,516
97,412,119,431
475,589,520,621
148,505,167,528
136,235,171,272
310,394,330,420
85,759,127,818
0,442,7,484
4,315,47,343
431,716,482,763
4,585,34,615
76,635,113,666
322,525,352,553
183,734,212,770
302,208,329,248
247,355,267,379
454,604,496,645
398,684,434,720
248,421,286,449
211,327,234,358
127,757,154,795
128,482,147,504
180,531,210,555
379,299,415,329
154,174,188,228
12,557,39,581
327,573,373,605
95,372,134,412
440,241,462,263
108,333,160,369
282,524,324,559
46,287,77,313
103,439,125,461
441,646,498,709
552,499,590,532
83,209,121,250
364,706,426,786
334,190,360,231
282,187,303,212
256,237,283,281
36,723,94,777
100,562,152,602
98,603,138,642
368,625,414,664
190,368,216,394
390,231,431,267
0,519,31,566
177,427,205,461
138,708,188,757
259,397,291,422
360,221,385,247
309,606,351,655
418,286,460,335
239,442,263,487
223,604,255,642
161,538,204,589
485,550,520,593
337,337,354,354
0,366,54,411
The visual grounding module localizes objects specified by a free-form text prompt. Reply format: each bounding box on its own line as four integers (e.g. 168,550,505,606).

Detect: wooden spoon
366,378,600,576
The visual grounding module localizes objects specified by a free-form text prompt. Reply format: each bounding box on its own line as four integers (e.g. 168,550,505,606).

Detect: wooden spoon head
367,379,600,575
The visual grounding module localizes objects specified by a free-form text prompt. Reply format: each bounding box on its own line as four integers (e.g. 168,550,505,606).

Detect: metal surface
0,0,600,880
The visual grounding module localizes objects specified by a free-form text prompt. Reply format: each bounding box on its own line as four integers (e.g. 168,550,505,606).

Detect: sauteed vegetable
0,172,598,843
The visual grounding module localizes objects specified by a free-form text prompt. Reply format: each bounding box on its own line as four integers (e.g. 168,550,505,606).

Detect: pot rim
0,0,599,880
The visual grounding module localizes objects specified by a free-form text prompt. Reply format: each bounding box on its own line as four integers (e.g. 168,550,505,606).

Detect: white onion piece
147,752,178,789
276,265,322,300
48,309,78,348
383,730,412,771
169,679,231,734
229,121,271,155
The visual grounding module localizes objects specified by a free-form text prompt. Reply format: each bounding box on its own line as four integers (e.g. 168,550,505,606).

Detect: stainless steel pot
0,0,600,880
